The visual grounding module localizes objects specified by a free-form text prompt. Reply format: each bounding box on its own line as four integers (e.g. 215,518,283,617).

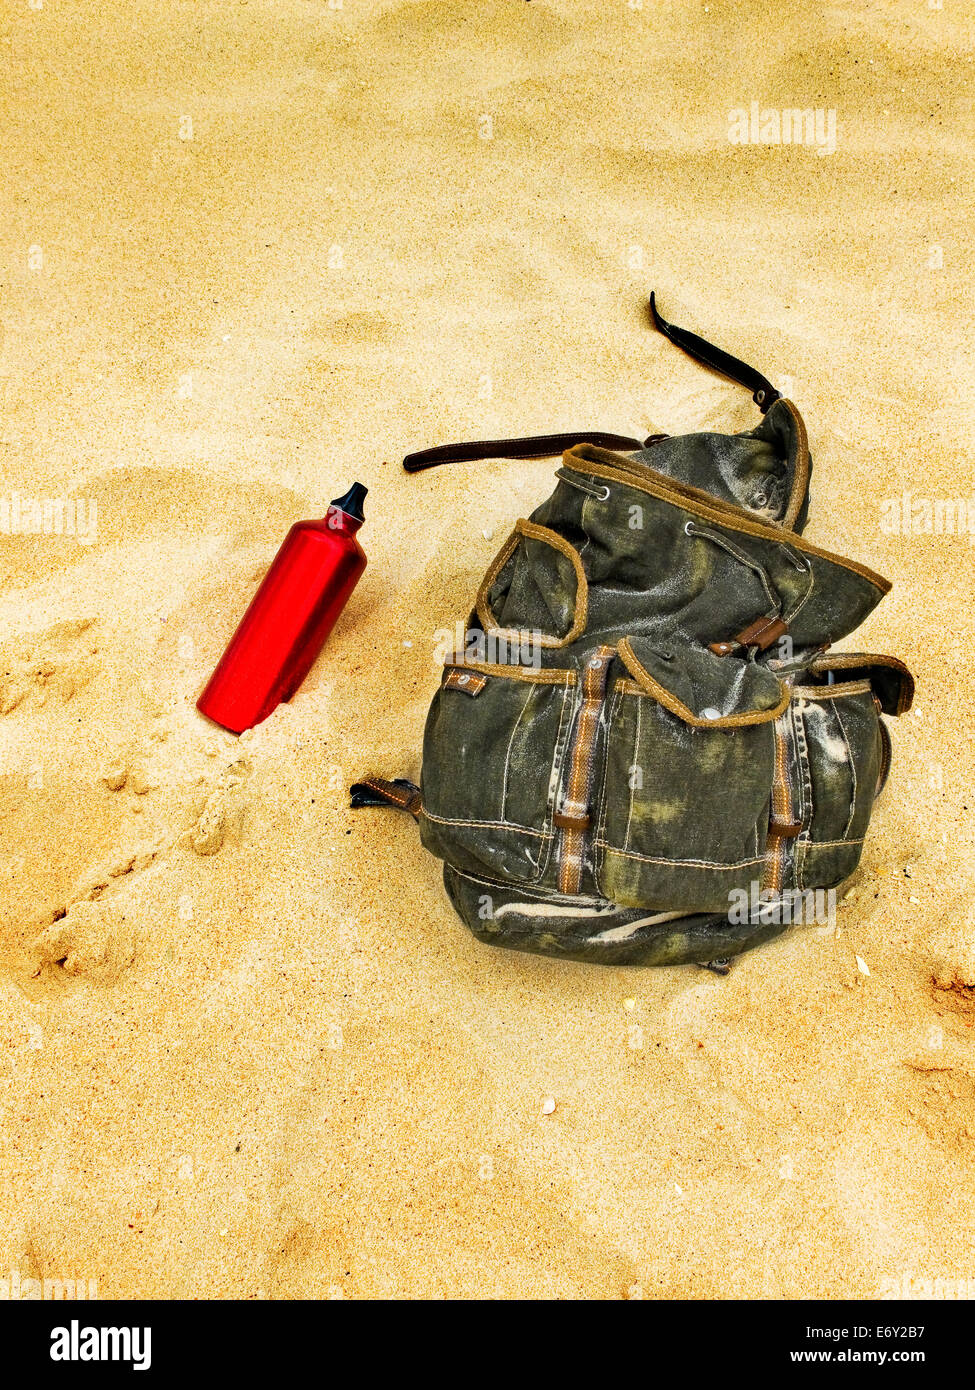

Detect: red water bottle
197,482,368,734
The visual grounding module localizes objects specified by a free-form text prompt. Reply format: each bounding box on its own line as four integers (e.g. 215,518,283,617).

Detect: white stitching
536,681,577,880
578,491,592,564
500,683,536,823
594,842,765,869
623,693,642,854
803,837,865,848
784,555,815,627
831,697,859,840
421,808,553,838
592,687,621,891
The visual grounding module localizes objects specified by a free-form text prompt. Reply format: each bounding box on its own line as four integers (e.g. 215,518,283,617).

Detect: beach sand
1,0,973,1299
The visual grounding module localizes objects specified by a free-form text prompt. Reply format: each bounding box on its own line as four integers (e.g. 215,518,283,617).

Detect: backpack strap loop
349,777,422,816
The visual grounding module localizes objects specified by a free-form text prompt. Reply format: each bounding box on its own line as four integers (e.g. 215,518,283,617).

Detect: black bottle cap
330,481,367,523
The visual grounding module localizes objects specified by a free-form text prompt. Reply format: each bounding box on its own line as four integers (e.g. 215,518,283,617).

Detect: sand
1,0,973,1300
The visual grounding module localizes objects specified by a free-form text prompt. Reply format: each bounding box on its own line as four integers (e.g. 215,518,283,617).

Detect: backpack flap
629,397,811,531
477,518,587,650
617,635,789,726
556,443,892,656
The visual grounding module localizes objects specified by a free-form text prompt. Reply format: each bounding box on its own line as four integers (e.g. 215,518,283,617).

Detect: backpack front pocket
593,639,785,911
476,519,588,649
419,664,577,886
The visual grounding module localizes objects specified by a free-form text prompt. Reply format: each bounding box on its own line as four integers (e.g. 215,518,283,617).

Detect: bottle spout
330,481,367,523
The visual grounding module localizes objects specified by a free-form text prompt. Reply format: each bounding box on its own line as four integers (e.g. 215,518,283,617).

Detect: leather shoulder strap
403,431,653,473
649,292,781,412
402,292,782,471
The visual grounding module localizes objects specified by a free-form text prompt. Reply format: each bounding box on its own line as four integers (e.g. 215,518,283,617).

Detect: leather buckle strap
557,646,615,895
709,615,788,657
349,777,422,816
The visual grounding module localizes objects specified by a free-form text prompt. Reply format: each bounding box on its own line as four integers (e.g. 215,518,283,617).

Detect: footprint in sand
21,743,251,981
95,738,252,880
33,898,139,986
898,1061,975,1157
0,617,100,714
99,737,164,803
929,901,975,1024
178,755,252,856
830,1103,975,1294
661,978,726,1085
28,828,162,928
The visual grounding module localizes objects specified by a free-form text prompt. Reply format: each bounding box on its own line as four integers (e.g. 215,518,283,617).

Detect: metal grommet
684,520,695,536
457,673,470,685
756,390,766,404
754,492,768,508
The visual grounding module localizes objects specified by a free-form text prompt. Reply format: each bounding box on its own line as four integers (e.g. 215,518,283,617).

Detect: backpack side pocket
792,682,883,890
476,520,588,649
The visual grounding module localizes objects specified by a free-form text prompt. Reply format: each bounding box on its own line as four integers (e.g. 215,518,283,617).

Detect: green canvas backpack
352,296,913,969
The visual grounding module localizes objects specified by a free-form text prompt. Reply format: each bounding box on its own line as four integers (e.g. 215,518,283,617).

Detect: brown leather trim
761,714,795,895
444,669,487,695
560,444,892,593
735,614,788,651
617,638,790,728
779,399,811,531
443,659,577,686
710,613,789,656
769,815,803,839
475,519,589,650
793,679,872,700
807,652,914,715
876,719,892,797
557,645,614,894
